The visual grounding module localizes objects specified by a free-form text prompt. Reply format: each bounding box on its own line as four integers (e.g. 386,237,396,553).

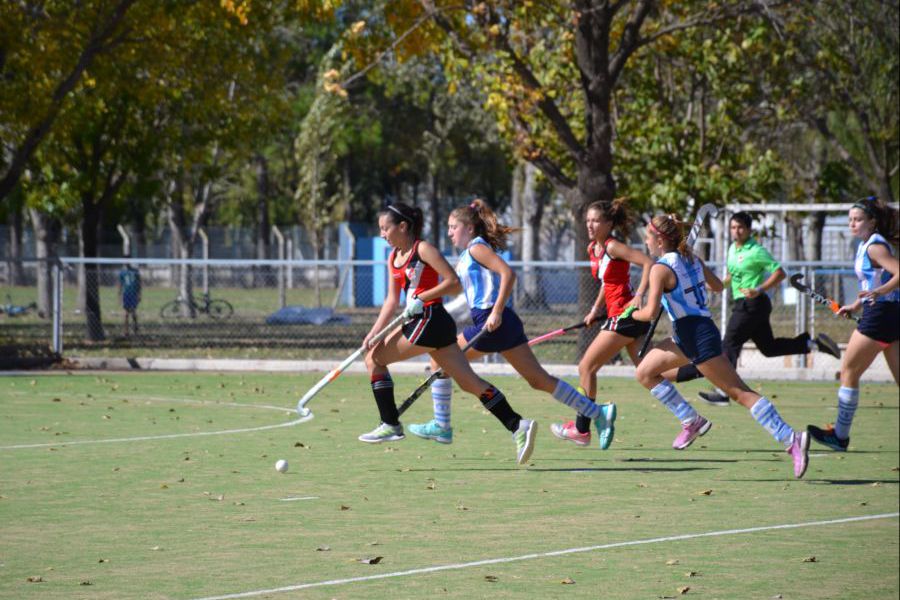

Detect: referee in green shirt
668,211,841,405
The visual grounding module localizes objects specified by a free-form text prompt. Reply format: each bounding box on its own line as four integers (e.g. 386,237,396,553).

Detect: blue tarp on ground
265,306,351,325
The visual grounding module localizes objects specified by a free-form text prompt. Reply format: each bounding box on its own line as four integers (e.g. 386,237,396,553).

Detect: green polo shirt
726,238,781,298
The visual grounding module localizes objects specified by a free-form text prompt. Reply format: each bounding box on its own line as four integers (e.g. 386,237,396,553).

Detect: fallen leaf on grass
803,556,817,563
98,558,109,563
698,489,712,496
340,505,351,511
561,577,576,584
26,576,43,583
357,556,382,565
151,546,162,551
368,541,380,546
685,571,698,577
484,575,498,582
294,442,306,448
666,559,680,566
316,546,331,552
80,580,92,586
678,586,691,594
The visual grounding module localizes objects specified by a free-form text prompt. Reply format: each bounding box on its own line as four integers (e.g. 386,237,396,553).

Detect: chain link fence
0,257,861,372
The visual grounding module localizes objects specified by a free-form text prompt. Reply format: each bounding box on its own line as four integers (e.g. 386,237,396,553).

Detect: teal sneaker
358,422,405,443
513,419,537,465
409,419,453,444
594,403,617,450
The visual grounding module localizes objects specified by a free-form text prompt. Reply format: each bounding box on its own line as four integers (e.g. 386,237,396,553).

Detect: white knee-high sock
750,397,795,446
431,376,453,429
834,386,859,440
552,379,602,420
651,380,698,425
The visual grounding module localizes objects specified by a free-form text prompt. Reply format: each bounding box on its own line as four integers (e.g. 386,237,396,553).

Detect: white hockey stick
296,313,407,417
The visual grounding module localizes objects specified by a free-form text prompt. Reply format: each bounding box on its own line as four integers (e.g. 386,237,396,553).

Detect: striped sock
371,372,398,426
552,379,602,420
651,380,698,425
834,386,859,440
750,397,795,446
431,375,452,430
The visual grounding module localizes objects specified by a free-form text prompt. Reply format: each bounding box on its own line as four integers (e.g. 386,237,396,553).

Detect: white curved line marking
190,512,899,600
0,395,312,450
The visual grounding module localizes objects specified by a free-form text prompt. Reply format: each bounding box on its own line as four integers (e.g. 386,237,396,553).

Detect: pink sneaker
787,430,810,479
672,416,711,450
550,421,591,446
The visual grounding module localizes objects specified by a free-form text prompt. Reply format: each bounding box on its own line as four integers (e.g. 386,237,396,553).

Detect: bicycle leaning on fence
159,292,234,320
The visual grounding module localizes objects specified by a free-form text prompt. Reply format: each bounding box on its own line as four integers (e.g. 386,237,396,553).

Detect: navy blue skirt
857,301,900,346
672,315,723,365
463,306,529,353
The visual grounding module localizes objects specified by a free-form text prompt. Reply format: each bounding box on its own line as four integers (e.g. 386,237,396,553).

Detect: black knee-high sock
371,373,399,426
479,385,521,432
575,410,592,434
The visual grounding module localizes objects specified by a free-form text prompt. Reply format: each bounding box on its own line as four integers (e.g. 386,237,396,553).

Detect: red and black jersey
588,238,634,318
389,240,442,305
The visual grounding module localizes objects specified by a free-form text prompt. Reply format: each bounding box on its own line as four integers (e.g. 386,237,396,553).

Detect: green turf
1,373,897,599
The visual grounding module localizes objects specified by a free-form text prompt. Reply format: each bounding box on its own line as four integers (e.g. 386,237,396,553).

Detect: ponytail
853,196,899,246
649,213,692,261
450,198,518,251
586,196,635,237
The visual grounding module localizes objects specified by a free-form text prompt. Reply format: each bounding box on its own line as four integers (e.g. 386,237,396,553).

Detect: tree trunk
29,209,61,319
803,212,826,262
7,203,25,285
519,162,548,310
80,195,106,341
255,153,271,287
427,170,440,247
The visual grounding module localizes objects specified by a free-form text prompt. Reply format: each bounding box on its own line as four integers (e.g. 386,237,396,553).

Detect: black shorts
463,306,529,353
857,301,900,346
402,304,458,349
672,315,723,365
601,313,651,339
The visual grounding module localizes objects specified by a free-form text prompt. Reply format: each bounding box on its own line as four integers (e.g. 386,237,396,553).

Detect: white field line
191,512,899,600
0,395,310,450
278,496,319,502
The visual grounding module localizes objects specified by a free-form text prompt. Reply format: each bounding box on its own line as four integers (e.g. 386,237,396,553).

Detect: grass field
1,372,897,599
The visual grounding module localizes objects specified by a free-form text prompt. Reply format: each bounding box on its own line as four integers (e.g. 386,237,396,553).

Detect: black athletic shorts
402,303,458,349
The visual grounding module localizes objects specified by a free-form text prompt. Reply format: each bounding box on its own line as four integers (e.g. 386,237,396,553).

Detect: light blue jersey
456,237,503,309
855,233,900,303
657,251,711,321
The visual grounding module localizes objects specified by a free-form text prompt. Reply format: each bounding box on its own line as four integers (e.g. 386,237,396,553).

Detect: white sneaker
358,422,405,443
513,419,537,465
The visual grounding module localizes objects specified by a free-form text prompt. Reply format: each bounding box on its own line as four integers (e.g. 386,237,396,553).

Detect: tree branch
0,0,138,201
494,35,585,162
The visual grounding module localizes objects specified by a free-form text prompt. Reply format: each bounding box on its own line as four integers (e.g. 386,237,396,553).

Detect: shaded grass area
1,373,897,599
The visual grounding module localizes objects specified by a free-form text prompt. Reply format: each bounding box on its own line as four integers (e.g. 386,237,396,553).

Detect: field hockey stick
638,203,720,358
789,273,860,323
397,320,588,417
396,326,490,417
296,313,407,417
